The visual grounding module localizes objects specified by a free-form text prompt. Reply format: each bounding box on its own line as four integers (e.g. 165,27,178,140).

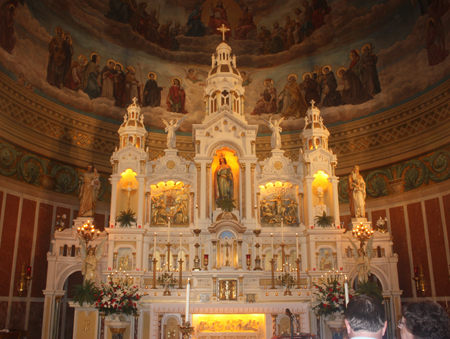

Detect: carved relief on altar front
259,182,299,227
149,181,190,226
193,314,264,338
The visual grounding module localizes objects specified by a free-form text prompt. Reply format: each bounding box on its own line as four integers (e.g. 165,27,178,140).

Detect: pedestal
105,315,131,339
325,313,346,339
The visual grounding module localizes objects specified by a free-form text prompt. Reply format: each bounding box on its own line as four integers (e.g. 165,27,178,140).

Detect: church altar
41,33,402,339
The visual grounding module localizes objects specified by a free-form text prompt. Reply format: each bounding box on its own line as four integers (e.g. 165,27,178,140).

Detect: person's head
115,64,122,72
400,301,450,339
87,164,93,172
273,22,279,29
167,20,172,26
302,0,309,7
353,165,360,173
173,78,180,86
242,6,248,13
284,15,291,22
294,8,302,15
189,69,194,75
108,61,115,69
323,66,330,74
150,73,155,80
345,295,387,338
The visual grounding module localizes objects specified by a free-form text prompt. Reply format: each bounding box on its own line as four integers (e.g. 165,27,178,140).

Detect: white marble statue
79,237,106,284
261,116,285,149
161,116,188,149
348,165,366,218
349,236,374,283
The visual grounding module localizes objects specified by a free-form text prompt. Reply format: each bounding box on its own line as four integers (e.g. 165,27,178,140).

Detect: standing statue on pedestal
161,116,187,149
216,155,233,201
348,165,366,218
79,237,106,284
261,116,285,149
78,164,101,217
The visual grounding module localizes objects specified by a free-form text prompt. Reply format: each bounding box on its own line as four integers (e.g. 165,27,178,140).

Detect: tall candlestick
179,233,182,252
271,233,274,255
296,233,299,258
185,279,191,321
154,233,157,253
281,219,284,243
344,275,349,306
167,217,171,243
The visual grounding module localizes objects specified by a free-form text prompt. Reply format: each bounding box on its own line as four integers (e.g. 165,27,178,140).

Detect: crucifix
217,24,230,41
221,242,232,266
121,181,137,210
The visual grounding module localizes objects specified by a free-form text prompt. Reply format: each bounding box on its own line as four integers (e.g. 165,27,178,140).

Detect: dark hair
345,295,385,333
402,301,450,339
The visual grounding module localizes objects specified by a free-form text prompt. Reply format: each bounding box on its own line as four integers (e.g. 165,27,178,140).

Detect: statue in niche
215,155,233,201
319,250,333,270
348,165,366,218
261,116,284,149
79,237,106,284
78,164,101,217
161,116,187,149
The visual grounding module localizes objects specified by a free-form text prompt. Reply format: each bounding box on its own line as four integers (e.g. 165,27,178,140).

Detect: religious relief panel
259,182,299,227
193,314,264,338
317,248,334,271
116,248,134,271
218,279,237,300
150,181,190,226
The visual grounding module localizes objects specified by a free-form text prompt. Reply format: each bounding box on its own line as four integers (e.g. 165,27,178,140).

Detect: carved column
136,174,145,228
212,241,217,269
206,163,211,218
190,192,195,225
212,277,217,297
298,193,304,225
241,163,246,218
271,314,278,337
237,241,243,269
195,163,203,219
251,163,256,219
238,277,244,297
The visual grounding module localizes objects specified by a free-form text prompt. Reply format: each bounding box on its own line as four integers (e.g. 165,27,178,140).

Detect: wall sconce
413,264,426,295
18,263,32,297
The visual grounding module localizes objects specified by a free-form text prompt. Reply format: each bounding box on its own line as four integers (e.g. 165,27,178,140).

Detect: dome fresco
0,0,449,134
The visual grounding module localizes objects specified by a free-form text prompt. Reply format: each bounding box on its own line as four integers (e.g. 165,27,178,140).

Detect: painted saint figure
64,55,87,91
216,156,233,201
348,165,366,218
360,45,381,97
82,53,101,99
166,77,187,113
0,3,17,54
79,164,100,217
101,60,117,100
277,74,308,118
186,4,205,37
209,0,231,39
234,6,256,40
143,72,163,107
251,79,277,115
46,27,65,88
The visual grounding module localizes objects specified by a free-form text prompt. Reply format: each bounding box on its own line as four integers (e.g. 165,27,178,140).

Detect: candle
281,219,284,243
271,233,274,256
255,206,258,229
344,275,349,306
296,233,299,259
168,217,171,243
179,233,182,252
185,279,191,322
195,205,198,229
154,233,157,253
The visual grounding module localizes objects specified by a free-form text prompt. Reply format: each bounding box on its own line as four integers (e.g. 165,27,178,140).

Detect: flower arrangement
95,274,140,316
55,214,67,232
313,273,354,317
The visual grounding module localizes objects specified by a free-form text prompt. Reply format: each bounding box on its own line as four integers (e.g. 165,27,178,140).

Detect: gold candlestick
151,258,158,289
253,229,262,271
178,258,184,289
179,321,194,339
166,243,171,272
296,257,301,289
270,258,276,289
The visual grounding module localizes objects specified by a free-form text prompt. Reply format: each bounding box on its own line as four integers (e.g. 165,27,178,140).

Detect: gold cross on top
217,24,230,41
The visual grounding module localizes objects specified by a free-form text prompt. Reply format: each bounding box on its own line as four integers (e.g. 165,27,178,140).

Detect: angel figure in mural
216,155,233,201
349,236,374,283
348,165,366,218
79,237,106,284
79,164,100,217
261,116,284,149
161,116,187,149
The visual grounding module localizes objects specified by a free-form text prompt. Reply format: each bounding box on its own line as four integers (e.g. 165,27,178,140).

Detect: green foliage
216,198,236,212
72,280,99,307
355,280,384,302
117,210,136,227
315,211,334,228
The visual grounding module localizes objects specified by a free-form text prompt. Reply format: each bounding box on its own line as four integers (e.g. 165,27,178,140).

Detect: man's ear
344,319,352,335
381,321,388,336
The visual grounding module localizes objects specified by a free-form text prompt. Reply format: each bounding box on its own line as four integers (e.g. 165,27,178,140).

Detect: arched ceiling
0,0,449,134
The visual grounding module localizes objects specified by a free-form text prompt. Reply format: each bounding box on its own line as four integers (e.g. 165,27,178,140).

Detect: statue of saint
79,237,106,284
78,164,100,217
348,165,366,218
161,116,187,149
215,156,233,201
261,116,285,149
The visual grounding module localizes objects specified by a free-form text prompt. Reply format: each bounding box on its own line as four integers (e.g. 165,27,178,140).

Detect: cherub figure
349,236,374,283
161,116,188,149
79,237,107,284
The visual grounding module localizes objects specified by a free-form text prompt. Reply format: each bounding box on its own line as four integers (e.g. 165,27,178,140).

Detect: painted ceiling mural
0,0,449,134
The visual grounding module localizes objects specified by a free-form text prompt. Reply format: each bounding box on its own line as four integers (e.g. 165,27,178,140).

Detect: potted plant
355,280,383,302
315,211,334,228
72,280,99,307
116,210,136,227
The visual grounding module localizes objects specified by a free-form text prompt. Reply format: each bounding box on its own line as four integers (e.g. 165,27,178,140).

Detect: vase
105,314,131,339
325,312,346,339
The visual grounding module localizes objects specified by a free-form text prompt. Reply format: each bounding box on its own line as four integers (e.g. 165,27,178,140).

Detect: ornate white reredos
193,108,258,158
256,149,301,185
301,147,337,178
111,146,148,175
147,149,195,182
301,101,331,153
